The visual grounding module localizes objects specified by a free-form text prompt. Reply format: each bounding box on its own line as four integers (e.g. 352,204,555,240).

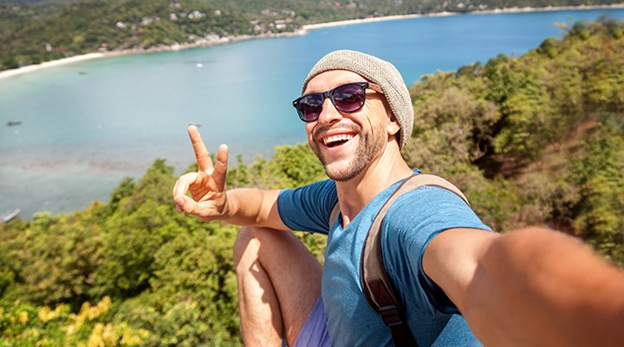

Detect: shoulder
379,185,491,315
277,179,338,234
278,179,336,204
380,185,491,275
386,185,488,233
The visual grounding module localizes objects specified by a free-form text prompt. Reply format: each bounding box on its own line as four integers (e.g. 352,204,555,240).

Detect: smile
322,133,355,148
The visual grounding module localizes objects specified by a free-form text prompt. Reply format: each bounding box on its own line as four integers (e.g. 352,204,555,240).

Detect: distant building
275,20,286,30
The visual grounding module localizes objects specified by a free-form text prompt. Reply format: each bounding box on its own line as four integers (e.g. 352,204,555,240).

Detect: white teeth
323,134,354,145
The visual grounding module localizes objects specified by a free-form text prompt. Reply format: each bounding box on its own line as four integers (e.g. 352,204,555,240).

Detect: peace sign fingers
175,126,230,220
188,125,213,173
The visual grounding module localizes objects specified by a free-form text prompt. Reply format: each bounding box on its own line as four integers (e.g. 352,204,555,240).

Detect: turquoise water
2,8,624,218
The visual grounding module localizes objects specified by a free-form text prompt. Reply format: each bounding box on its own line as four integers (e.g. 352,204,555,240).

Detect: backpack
329,174,470,347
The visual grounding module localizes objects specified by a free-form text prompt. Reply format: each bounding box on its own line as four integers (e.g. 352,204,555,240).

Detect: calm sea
2,8,624,218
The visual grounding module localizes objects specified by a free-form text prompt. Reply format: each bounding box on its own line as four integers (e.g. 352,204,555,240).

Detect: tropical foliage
404,17,624,262
0,146,327,346
1,19,623,346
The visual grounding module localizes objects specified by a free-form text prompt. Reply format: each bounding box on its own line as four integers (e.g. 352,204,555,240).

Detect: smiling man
173,50,624,346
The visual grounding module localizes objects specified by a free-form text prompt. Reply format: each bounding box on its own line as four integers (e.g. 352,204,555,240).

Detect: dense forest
1,18,623,346
1,0,624,71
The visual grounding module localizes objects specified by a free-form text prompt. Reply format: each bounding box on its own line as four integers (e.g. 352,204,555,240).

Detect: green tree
92,160,181,299
571,119,624,265
1,55,19,69
147,225,240,346
2,209,104,308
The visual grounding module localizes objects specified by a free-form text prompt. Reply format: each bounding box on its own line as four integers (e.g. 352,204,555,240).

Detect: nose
317,97,342,125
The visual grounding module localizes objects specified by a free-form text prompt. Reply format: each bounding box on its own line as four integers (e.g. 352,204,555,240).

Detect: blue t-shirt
278,172,491,346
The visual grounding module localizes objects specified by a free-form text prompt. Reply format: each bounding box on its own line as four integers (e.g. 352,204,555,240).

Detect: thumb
175,195,198,215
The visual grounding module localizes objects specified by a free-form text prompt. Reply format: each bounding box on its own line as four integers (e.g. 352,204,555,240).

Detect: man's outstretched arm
424,227,624,347
173,126,289,231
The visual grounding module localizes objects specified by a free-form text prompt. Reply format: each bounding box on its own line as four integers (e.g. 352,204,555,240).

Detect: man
173,50,624,346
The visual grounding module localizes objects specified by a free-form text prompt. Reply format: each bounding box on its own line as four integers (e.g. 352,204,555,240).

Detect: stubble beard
311,123,386,182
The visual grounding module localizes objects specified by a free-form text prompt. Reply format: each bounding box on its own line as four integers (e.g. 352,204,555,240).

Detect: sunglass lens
297,94,324,121
333,84,365,112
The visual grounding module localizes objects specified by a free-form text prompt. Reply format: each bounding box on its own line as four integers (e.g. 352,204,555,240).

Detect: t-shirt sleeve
381,186,492,315
277,179,338,235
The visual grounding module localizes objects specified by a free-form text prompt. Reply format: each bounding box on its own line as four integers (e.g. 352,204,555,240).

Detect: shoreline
301,3,624,30
0,30,307,81
0,53,107,80
1,3,623,81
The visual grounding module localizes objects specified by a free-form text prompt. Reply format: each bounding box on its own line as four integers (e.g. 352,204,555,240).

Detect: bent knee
234,226,283,269
234,226,256,268
233,226,305,270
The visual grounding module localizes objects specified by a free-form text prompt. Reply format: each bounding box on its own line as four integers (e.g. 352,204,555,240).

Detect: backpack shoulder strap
360,173,470,347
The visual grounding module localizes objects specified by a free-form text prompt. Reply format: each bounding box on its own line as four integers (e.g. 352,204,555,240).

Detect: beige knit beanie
302,50,413,149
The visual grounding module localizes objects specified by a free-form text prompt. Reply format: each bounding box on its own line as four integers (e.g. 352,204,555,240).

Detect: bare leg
234,226,322,346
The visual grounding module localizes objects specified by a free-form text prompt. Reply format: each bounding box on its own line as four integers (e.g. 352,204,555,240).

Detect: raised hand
173,125,229,221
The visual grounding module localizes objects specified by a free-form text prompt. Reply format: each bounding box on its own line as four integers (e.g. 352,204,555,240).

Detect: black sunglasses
292,82,383,122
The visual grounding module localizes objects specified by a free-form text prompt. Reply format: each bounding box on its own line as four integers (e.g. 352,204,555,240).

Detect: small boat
5,120,21,126
189,122,202,127
1,209,20,223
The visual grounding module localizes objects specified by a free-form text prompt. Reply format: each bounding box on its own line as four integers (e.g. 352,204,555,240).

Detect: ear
380,96,401,141
387,113,401,137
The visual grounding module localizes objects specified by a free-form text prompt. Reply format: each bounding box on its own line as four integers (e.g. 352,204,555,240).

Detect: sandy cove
1,3,623,81
0,53,107,80
0,31,305,81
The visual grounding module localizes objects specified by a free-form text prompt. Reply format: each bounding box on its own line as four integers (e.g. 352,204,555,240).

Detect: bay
1,8,624,218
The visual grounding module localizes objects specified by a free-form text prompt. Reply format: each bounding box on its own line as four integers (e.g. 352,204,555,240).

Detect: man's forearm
223,188,289,231
463,227,624,346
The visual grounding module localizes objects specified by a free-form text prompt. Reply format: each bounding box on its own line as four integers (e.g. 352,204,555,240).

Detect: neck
335,142,412,227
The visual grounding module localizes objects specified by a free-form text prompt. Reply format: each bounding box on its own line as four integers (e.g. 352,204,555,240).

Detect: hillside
2,0,624,71
0,18,622,346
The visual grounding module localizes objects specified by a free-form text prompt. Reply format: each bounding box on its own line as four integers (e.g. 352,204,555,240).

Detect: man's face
302,70,397,182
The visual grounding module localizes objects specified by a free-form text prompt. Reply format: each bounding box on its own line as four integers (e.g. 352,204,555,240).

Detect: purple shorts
294,296,332,347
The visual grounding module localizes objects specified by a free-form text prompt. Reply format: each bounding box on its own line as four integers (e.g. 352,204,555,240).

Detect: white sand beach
476,3,624,15
0,53,107,80
1,3,623,81
301,12,456,31
302,3,624,30
0,33,299,81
